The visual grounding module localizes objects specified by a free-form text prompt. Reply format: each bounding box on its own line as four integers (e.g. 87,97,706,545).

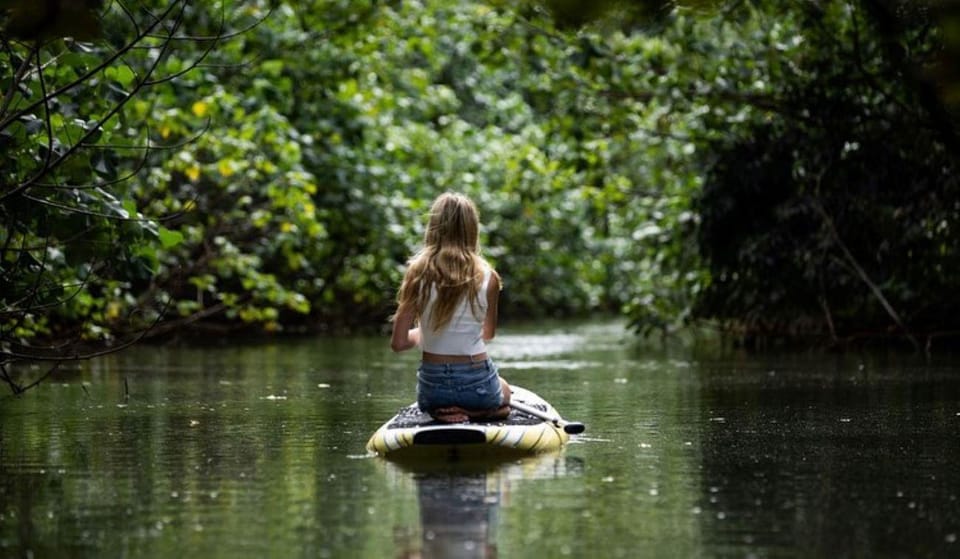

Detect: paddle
510,400,585,434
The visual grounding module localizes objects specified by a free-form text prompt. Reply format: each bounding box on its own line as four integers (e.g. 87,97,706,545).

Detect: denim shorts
417,359,504,412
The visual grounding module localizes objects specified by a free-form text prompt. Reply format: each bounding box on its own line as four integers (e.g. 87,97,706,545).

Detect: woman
390,192,511,423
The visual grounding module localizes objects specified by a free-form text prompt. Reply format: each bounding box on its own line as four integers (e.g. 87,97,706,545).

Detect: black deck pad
386,403,546,429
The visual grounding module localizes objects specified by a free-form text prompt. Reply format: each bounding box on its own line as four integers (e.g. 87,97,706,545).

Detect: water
2,321,959,558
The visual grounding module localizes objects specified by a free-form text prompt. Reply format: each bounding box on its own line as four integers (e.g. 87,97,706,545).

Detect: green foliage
5,0,960,375
692,1,960,344
0,1,269,367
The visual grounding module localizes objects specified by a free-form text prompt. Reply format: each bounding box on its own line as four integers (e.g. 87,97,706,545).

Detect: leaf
218,159,235,177
105,65,136,88
122,198,137,219
157,226,184,249
185,164,201,181
261,60,284,77
192,100,209,117
92,151,116,179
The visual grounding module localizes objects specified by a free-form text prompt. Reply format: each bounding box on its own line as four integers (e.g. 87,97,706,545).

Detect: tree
0,0,265,392
692,1,960,348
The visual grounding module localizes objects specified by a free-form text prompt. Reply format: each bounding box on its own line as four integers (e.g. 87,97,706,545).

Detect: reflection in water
415,473,498,559
388,454,584,559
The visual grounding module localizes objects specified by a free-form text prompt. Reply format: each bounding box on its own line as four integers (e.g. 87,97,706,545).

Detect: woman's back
420,266,492,355
390,192,511,421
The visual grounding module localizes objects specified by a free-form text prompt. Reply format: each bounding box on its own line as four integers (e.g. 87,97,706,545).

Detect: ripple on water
498,360,601,370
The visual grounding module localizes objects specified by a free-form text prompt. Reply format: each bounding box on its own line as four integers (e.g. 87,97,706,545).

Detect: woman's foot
430,405,510,423
471,404,509,420
431,407,470,423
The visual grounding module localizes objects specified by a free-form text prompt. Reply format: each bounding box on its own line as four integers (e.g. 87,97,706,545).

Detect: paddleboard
366,385,570,460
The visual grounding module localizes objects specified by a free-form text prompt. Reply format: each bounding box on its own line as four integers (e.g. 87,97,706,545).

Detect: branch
144,5,272,43
36,45,57,179
1,1,188,203
0,1,181,134
812,199,920,351
140,300,232,339
0,44,36,119
11,361,64,395
1,257,100,317
1,294,173,368
0,363,25,395
859,0,960,152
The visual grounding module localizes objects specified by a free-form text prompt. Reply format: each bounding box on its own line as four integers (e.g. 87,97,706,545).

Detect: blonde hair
396,192,497,332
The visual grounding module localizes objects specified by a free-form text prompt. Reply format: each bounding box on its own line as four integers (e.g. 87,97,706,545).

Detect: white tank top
419,267,491,355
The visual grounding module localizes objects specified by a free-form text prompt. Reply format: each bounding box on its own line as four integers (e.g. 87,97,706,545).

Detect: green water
2,321,959,558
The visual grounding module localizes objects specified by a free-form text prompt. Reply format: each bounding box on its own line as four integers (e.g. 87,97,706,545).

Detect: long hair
396,192,495,331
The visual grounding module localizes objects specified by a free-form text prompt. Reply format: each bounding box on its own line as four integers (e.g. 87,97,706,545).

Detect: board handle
510,400,585,434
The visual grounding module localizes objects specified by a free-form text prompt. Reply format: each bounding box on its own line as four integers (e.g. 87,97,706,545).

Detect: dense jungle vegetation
3,0,960,390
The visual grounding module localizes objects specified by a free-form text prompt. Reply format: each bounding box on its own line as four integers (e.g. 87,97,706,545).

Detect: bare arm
390,304,421,352
482,273,500,342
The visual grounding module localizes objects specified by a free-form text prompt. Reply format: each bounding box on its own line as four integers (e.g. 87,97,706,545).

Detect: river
2,321,959,558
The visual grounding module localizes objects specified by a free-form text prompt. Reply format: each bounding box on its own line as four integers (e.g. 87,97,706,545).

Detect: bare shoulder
482,260,500,288
486,268,501,303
